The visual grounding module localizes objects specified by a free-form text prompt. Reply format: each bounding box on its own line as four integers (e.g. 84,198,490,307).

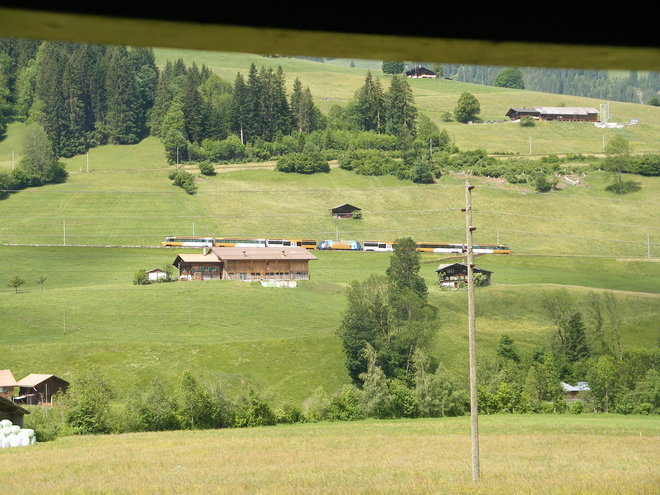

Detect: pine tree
182,64,205,144
31,42,67,155
565,312,590,363
103,46,142,144
352,71,385,133
385,75,417,137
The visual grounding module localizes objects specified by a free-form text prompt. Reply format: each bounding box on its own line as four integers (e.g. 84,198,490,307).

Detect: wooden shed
211,246,317,281
331,203,361,219
0,395,29,428
435,262,492,288
16,374,69,405
0,370,18,399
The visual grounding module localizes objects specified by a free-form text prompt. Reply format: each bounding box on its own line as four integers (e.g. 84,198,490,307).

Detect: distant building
0,395,29,428
146,268,168,282
174,246,317,282
506,107,599,122
435,262,492,288
405,66,437,78
16,374,69,405
0,370,18,399
331,204,361,219
561,381,591,401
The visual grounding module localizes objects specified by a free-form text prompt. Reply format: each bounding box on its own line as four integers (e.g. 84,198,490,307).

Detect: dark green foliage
494,67,525,89
565,312,590,363
175,370,217,429
198,161,215,176
66,367,115,435
338,238,437,385
276,151,330,174
497,334,520,363
169,170,197,194
532,172,558,192
133,269,150,285
454,92,480,123
382,61,404,75
126,378,179,432
8,275,25,293
233,387,277,427
325,385,365,421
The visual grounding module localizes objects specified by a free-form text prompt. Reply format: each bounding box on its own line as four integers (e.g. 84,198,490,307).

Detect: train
160,236,511,254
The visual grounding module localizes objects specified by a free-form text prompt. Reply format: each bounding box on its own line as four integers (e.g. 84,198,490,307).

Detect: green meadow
1,415,658,495
0,52,659,403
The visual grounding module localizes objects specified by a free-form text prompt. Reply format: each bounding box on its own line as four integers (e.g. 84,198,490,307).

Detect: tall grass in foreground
0,415,657,494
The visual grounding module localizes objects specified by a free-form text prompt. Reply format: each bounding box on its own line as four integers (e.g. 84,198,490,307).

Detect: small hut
331,203,361,219
0,395,29,428
435,262,492,288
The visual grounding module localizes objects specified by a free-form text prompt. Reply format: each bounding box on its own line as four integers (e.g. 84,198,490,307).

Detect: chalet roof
435,262,492,273
330,203,360,213
0,370,17,387
16,374,69,388
405,66,436,75
0,395,30,415
561,381,591,392
536,106,598,115
173,253,221,264
211,246,317,261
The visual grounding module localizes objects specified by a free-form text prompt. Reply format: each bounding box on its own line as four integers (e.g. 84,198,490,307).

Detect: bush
133,269,150,285
276,151,330,174
198,161,215,176
169,170,198,194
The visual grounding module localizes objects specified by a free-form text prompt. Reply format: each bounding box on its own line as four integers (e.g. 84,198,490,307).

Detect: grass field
1,414,658,494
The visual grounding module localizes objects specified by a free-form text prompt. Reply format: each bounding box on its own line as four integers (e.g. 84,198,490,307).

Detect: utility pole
464,180,480,483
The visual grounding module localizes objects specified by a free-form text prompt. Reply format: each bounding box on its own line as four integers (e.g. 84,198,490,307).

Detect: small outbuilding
146,268,168,282
331,204,361,219
16,374,69,405
435,262,493,288
0,395,30,428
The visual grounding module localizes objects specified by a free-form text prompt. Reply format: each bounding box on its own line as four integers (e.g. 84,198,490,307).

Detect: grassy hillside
2,415,658,495
0,50,658,406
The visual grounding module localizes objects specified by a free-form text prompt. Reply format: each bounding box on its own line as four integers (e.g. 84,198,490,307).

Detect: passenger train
161,236,511,254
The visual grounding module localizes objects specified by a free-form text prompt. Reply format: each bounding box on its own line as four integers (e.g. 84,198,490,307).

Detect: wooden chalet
16,374,69,405
506,107,599,122
0,395,29,428
435,262,492,288
0,370,18,399
561,381,591,401
174,247,317,282
331,203,361,219
405,66,437,78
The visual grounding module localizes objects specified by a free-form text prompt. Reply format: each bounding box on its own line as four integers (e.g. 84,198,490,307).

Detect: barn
435,262,493,288
174,246,317,282
16,374,70,405
405,66,437,78
506,107,599,122
331,203,361,219
0,395,29,428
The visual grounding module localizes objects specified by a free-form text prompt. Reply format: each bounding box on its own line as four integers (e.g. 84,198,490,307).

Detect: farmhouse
0,370,17,399
0,395,29,428
174,246,317,282
506,107,599,122
15,374,69,405
405,66,437,78
561,381,591,401
435,263,493,288
331,203,361,219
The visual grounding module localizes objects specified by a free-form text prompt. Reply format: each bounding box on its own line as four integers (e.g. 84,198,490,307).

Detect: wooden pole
465,180,480,482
